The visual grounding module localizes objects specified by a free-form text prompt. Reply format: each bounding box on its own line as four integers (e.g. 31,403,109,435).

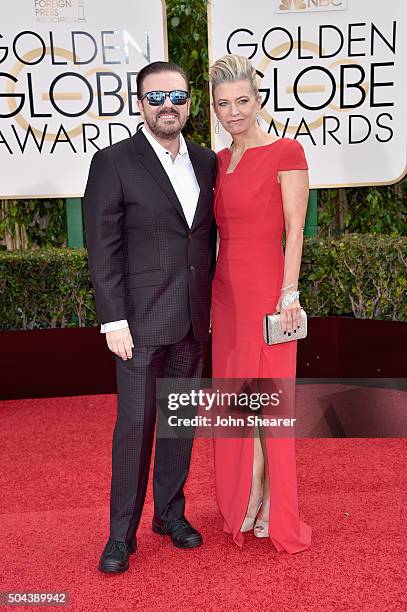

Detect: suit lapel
186,141,208,230
132,130,189,227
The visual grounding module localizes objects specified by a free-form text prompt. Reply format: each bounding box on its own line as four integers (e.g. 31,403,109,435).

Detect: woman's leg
241,431,264,529
254,432,270,532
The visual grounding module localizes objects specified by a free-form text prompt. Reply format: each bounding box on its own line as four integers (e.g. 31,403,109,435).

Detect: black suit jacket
83,129,217,346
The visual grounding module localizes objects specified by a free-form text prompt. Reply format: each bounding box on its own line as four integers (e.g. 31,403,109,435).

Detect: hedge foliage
1,235,405,330
167,0,210,147
0,249,95,329
301,235,407,320
0,198,67,250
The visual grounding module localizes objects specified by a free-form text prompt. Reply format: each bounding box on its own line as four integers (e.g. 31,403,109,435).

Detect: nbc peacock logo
279,0,306,9
276,0,347,12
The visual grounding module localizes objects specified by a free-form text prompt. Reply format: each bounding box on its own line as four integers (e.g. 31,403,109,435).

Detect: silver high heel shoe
240,501,262,532
253,518,269,538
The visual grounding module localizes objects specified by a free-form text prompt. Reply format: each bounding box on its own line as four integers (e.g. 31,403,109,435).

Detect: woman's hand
277,295,301,333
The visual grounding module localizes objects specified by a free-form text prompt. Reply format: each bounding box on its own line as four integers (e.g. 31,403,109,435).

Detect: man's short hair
137,61,190,98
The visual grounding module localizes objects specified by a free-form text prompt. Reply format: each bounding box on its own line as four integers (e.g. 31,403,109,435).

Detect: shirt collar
142,125,188,159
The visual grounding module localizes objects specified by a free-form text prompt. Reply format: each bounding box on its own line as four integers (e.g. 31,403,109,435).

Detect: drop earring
215,119,220,134
256,112,260,126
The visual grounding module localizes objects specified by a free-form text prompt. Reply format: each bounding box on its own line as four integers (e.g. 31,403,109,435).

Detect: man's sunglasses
138,90,190,106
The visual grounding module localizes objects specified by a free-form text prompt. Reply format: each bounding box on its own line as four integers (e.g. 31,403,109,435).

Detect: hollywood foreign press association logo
277,0,347,12
34,0,87,23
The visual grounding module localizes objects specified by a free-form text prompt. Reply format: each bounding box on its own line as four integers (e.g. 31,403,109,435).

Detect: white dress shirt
100,126,200,333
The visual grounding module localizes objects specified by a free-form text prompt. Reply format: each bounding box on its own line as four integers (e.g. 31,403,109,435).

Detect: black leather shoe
98,538,136,573
152,517,202,549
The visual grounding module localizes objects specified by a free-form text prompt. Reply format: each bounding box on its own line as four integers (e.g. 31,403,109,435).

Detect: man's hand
106,327,134,360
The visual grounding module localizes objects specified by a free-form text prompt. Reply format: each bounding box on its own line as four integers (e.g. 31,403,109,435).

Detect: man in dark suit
83,61,217,573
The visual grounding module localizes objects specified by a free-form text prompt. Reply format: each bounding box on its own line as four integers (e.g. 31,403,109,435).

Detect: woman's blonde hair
209,54,260,98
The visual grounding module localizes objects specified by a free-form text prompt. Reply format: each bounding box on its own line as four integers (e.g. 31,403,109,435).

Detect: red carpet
0,395,406,611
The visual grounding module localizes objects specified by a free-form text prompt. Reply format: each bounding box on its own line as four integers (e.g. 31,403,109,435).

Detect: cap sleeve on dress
278,139,308,171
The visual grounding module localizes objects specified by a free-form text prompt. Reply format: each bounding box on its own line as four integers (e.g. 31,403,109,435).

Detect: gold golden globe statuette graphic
77,0,87,23
257,40,368,134
279,0,306,10
6,47,128,142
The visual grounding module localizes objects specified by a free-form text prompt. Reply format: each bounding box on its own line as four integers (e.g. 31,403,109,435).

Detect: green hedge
300,235,406,320
0,235,405,330
167,0,210,147
0,249,95,330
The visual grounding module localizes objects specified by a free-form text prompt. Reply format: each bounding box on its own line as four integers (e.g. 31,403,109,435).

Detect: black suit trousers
109,326,205,543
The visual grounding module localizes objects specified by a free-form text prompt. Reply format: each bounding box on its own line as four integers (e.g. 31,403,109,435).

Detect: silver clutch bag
263,309,307,345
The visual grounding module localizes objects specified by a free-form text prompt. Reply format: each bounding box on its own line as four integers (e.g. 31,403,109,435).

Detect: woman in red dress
209,54,312,553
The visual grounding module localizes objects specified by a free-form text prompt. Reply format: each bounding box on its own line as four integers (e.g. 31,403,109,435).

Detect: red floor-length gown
211,138,312,553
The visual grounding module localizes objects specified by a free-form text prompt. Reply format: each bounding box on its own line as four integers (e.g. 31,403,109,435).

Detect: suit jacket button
188,233,192,240
189,265,195,271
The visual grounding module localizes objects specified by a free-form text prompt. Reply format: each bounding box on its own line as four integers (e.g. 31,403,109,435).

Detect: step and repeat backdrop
0,0,167,198
208,0,407,188
1,1,406,196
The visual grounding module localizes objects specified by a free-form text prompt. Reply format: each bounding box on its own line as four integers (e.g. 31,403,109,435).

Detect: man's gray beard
144,114,187,140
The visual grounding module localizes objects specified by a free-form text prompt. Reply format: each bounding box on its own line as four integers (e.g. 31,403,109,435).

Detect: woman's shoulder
276,137,305,150
250,138,304,156
215,148,230,173
276,138,308,170
216,147,230,159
